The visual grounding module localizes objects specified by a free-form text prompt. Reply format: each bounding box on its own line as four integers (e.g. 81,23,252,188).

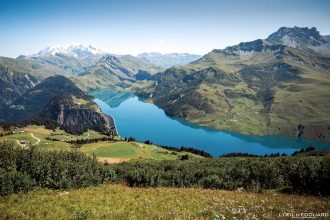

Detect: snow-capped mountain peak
33,44,104,58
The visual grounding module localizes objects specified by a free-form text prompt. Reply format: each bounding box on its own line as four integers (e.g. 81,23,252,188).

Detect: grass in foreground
1,184,329,220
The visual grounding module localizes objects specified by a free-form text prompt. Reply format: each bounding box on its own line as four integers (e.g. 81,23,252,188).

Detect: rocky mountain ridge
143,26,330,141
0,64,39,107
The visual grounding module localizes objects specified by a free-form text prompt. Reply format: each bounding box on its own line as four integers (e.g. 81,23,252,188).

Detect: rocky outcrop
0,75,91,121
40,94,115,135
0,75,116,136
267,26,327,48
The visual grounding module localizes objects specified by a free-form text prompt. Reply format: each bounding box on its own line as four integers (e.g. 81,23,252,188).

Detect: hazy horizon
1,0,330,58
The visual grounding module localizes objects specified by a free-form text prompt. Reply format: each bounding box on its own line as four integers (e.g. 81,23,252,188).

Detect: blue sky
1,0,329,57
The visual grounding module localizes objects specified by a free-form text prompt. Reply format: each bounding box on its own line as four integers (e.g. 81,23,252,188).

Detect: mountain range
0,45,200,91
0,26,329,141
32,44,104,58
0,44,202,135
75,54,164,90
141,26,330,141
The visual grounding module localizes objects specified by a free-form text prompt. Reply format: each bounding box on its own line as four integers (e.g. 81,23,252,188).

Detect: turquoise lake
91,88,330,157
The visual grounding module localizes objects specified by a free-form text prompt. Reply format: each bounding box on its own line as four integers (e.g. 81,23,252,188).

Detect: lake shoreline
91,89,330,157
137,93,330,145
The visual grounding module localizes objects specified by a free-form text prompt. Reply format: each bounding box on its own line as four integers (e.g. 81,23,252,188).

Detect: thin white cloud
157,40,167,44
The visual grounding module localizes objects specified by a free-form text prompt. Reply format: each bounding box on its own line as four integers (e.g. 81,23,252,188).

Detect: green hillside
75,54,163,90
143,27,330,141
80,141,203,163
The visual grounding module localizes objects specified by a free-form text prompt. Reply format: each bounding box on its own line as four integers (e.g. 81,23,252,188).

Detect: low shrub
0,142,116,195
113,156,330,195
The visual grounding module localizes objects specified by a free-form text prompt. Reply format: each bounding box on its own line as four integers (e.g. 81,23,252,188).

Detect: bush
0,169,33,196
199,175,225,189
113,156,330,195
180,154,189,160
1,141,329,196
158,145,212,158
0,141,116,195
286,156,330,195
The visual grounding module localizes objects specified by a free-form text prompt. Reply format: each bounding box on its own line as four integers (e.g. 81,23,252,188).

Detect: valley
1,1,330,219
3,27,329,144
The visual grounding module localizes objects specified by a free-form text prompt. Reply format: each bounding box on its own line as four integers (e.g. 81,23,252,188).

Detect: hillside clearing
80,141,203,162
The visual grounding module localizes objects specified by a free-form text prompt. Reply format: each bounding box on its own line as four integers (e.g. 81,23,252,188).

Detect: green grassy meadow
80,141,203,162
1,126,72,151
1,184,329,220
0,125,202,163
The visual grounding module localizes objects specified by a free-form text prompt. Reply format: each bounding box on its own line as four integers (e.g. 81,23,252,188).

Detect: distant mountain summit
210,27,329,56
138,52,202,68
266,26,327,49
32,44,105,58
17,44,107,76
